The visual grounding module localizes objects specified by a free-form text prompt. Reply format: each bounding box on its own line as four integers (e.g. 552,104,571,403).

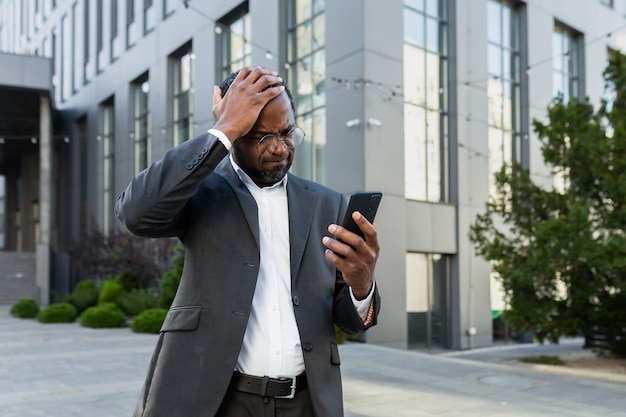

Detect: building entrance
406,253,450,349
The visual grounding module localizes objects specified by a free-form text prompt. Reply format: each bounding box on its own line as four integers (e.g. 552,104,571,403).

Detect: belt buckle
275,375,296,399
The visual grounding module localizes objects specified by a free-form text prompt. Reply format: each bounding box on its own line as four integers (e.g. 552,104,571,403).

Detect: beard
233,145,293,186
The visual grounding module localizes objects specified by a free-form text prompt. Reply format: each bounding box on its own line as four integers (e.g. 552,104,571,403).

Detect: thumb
212,85,222,106
212,85,223,119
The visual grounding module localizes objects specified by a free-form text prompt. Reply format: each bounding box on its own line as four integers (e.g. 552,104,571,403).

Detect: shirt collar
229,154,288,192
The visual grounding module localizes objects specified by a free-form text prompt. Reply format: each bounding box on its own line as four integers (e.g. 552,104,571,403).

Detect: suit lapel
286,175,317,284
216,160,317,283
215,158,260,248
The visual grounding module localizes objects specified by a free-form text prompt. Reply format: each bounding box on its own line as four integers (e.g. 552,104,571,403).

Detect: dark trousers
215,385,315,417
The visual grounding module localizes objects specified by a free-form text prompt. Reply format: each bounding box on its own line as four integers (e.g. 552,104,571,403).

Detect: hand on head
212,66,284,143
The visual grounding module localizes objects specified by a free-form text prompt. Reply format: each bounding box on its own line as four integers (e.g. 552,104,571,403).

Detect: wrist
351,282,373,301
213,122,240,143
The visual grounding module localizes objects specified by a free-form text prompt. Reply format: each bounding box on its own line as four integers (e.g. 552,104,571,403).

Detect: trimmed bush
131,308,168,334
79,302,127,328
10,298,40,318
117,288,159,317
38,303,78,323
98,279,125,305
158,242,184,309
70,280,100,313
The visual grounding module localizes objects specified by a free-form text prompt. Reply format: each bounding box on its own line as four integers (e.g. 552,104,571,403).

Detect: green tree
469,52,626,356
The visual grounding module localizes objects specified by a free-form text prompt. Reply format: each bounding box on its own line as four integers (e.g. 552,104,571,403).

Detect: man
115,66,381,417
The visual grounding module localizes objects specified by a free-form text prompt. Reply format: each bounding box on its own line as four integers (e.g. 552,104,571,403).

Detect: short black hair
219,68,295,113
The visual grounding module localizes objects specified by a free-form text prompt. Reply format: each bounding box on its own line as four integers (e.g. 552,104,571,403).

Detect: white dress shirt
208,129,374,378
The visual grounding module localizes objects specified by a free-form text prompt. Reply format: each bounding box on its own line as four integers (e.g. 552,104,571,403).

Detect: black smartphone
341,191,383,239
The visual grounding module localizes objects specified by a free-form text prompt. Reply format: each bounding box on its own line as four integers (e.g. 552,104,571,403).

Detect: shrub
38,303,78,323
158,242,185,309
607,340,626,359
10,298,40,318
70,280,100,313
117,288,159,317
98,279,125,305
519,355,565,366
335,324,349,344
131,308,168,334
79,302,127,328
68,222,177,289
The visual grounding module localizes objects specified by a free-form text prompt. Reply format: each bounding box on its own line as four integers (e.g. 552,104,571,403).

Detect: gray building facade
1,0,625,351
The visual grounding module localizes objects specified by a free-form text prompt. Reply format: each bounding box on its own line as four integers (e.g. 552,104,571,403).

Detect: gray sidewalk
1,305,624,417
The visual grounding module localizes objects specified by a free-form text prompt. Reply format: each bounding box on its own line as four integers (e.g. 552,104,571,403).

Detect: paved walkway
1,305,625,417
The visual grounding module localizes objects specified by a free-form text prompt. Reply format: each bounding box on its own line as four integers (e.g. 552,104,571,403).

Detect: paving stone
1,305,625,417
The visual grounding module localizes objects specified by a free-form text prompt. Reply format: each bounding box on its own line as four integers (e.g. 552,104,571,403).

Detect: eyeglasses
253,126,306,155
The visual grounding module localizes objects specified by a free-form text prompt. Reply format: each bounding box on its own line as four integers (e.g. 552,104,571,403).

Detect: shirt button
303,343,313,352
292,296,300,306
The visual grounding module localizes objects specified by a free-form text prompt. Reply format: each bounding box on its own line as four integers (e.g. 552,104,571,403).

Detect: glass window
132,75,150,172
217,5,251,80
404,0,448,202
126,0,136,47
101,101,115,237
552,24,583,193
71,3,78,93
61,14,71,101
96,0,104,72
553,25,582,103
487,0,524,198
287,0,326,182
143,0,155,34
111,0,124,60
172,46,194,146
163,0,176,17
83,0,90,84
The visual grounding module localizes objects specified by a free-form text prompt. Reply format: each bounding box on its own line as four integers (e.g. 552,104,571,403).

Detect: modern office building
0,0,625,350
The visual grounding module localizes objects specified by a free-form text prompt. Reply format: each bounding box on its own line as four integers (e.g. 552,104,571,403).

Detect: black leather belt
230,371,307,399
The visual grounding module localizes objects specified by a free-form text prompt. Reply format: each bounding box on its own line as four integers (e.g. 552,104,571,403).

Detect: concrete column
36,95,51,306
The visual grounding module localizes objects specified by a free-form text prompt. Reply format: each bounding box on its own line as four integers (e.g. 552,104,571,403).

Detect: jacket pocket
160,305,202,332
330,342,341,365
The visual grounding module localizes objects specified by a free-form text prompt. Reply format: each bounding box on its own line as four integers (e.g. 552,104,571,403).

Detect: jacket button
196,152,204,159
292,296,300,306
303,343,313,352
191,157,198,165
201,147,208,154
185,162,194,170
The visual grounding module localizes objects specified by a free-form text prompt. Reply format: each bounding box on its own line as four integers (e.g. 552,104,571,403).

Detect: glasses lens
255,127,306,154
290,127,305,148
256,135,277,154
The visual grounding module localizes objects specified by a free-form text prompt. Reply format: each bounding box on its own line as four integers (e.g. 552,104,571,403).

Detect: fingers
330,212,379,249
323,231,378,300
322,214,379,264
234,66,283,96
213,66,285,141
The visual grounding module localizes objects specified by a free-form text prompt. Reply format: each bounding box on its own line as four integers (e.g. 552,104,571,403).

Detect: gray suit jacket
115,132,381,417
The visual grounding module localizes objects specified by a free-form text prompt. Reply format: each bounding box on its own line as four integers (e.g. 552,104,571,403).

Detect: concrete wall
2,0,626,349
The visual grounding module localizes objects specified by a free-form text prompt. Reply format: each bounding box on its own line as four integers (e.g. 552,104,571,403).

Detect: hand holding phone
341,192,383,239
